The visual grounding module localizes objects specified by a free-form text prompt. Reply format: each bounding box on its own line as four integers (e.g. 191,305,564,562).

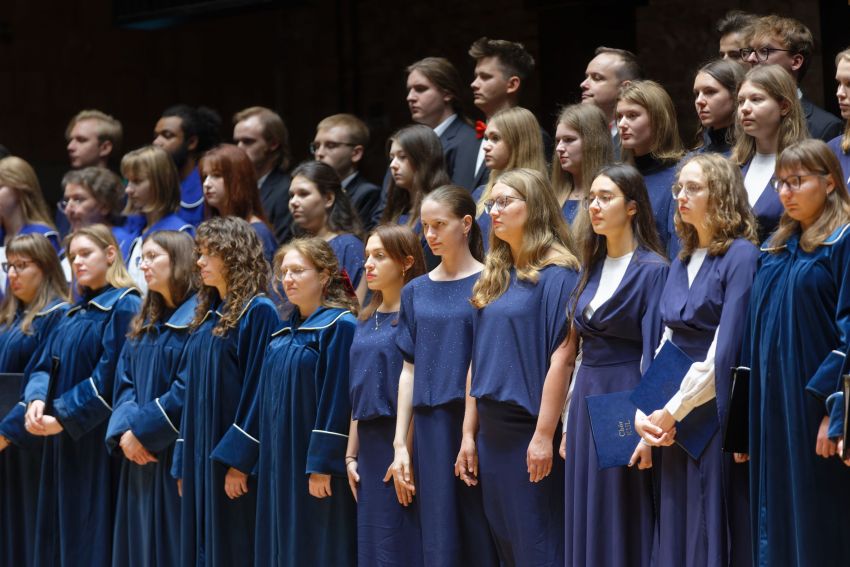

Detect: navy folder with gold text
585,390,641,469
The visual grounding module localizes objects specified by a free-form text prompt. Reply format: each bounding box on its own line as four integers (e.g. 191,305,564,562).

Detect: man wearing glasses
742,15,842,142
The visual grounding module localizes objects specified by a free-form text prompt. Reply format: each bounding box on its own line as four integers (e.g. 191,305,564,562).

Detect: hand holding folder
585,390,642,470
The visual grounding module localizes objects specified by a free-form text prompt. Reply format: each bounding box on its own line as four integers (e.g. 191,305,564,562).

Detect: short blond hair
316,114,369,147
65,109,123,154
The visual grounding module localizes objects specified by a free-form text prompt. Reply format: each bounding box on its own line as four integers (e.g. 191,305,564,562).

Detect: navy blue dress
471,185,493,251
828,134,850,183
0,299,68,567
742,225,850,566
471,264,578,567
657,239,758,567
23,286,141,567
349,312,422,567
171,294,278,567
250,221,278,265
329,233,365,289
179,167,204,227
562,199,581,225
395,272,498,567
564,248,667,567
105,295,197,567
741,159,783,244
252,307,357,567
635,154,677,256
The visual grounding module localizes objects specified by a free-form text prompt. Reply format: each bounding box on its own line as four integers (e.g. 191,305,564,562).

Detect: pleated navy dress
0,299,68,567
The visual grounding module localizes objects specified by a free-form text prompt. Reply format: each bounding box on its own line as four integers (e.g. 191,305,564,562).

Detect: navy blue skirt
477,398,564,567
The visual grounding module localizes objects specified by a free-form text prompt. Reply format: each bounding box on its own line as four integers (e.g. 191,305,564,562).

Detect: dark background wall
0,0,846,204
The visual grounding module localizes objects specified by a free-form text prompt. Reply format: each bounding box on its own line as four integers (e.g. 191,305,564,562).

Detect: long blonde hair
476,107,547,216
120,146,182,218
731,65,808,166
768,139,850,253
0,234,68,334
836,47,850,154
67,224,137,295
471,168,579,308
617,80,686,164
0,156,55,229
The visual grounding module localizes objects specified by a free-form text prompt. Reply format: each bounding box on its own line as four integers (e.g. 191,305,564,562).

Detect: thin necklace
374,310,386,330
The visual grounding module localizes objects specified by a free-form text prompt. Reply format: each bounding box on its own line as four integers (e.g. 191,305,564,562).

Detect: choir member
390,185,498,567
617,81,685,255
345,224,426,566
171,216,278,567
731,64,808,242
739,139,850,565
0,156,60,253
105,230,198,567
199,144,278,263
636,153,759,566
472,107,547,248
60,167,133,254
289,160,367,304
828,47,850,179
253,237,359,566
562,164,667,567
461,168,579,566
0,234,68,567
120,146,193,293
691,59,745,155
23,224,142,567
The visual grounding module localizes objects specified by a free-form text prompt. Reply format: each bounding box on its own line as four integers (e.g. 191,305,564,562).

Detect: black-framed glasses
740,47,793,62
771,173,829,193
582,194,623,209
483,195,526,214
309,141,356,155
2,260,34,273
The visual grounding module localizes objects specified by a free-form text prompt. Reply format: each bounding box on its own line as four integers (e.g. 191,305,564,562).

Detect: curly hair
191,216,271,336
128,230,198,339
273,237,360,316
673,154,759,260
471,168,579,309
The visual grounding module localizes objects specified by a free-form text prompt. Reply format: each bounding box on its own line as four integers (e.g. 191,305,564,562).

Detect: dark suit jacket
442,118,481,191
802,96,843,142
260,168,292,244
345,173,382,230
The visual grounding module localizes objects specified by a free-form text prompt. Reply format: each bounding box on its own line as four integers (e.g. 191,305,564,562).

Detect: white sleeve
655,327,673,357
663,326,719,421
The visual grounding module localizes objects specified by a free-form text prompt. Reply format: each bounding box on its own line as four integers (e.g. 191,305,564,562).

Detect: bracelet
344,455,357,463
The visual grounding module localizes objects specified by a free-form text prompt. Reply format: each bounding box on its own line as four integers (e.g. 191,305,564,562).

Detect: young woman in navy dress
617,81,686,255
739,139,850,566
731,64,807,242
199,144,278,263
691,59,745,155
461,168,579,566
345,224,426,566
251,237,359,566
389,185,498,566
0,234,68,567
105,230,198,567
828,48,850,179
289,160,367,303
562,164,667,567
24,224,142,567
171,216,278,567
635,153,759,566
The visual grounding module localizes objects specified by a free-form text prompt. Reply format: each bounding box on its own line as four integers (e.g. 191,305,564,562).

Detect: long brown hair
199,144,267,223
290,160,364,240
191,216,271,336
0,234,68,334
618,80,686,164
358,225,426,320
691,59,745,150
0,156,55,229
422,185,485,262
128,231,198,339
120,146,182,218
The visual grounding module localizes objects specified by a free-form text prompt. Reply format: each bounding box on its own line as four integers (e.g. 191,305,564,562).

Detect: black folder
722,367,749,454
43,356,60,415
842,374,850,461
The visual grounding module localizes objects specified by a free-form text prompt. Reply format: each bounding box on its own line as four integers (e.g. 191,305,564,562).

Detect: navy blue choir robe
120,213,194,261
635,154,678,256
329,233,365,289
105,295,197,567
741,159,783,243
741,225,850,566
395,272,498,567
564,248,666,567
179,167,205,226
18,224,61,253
828,134,850,183
657,239,758,567
23,286,141,567
171,294,278,567
349,312,422,567
471,264,578,567
250,221,278,264
252,307,357,567
0,299,69,567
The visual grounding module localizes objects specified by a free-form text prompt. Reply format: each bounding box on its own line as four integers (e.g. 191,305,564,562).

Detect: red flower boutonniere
475,120,487,139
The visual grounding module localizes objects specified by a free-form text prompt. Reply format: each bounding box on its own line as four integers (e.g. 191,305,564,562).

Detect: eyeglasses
582,194,623,209
483,195,526,214
2,260,34,273
135,252,168,268
672,183,707,198
771,173,829,193
281,267,316,279
58,197,87,210
739,47,793,62
309,141,356,154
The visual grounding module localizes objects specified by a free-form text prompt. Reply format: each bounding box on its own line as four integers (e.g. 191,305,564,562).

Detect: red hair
199,144,267,222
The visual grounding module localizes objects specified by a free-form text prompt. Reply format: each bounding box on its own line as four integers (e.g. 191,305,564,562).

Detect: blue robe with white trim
23,286,141,567
105,295,197,567
253,307,358,567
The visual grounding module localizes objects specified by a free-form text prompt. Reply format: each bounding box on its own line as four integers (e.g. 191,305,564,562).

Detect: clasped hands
635,408,677,447
24,400,64,436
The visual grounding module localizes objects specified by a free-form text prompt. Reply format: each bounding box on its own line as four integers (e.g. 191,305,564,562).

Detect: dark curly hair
191,216,271,336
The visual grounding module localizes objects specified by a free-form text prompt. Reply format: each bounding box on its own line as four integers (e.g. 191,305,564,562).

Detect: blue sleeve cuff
806,350,845,400
105,402,138,453
131,398,180,454
826,392,845,440
53,378,113,440
306,429,347,477
0,403,42,450
209,424,259,474
23,371,49,404
171,439,184,479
